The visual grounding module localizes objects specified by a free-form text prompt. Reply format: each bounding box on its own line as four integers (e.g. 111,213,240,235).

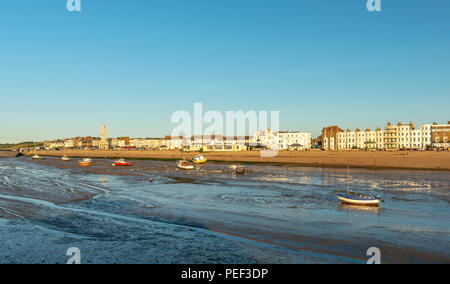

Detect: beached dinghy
337,193,382,206
177,159,194,170
191,154,207,164
337,162,384,206
79,158,92,167
231,165,247,175
113,158,131,167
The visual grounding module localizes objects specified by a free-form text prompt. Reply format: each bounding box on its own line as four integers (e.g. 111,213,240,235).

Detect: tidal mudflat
0,157,448,263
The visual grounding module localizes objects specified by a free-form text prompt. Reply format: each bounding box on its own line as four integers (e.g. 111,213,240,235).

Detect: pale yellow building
99,123,110,150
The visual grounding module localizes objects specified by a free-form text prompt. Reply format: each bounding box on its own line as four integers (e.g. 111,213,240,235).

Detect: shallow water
0,157,448,263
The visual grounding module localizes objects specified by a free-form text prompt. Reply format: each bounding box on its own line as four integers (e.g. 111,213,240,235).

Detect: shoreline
22,149,450,172
13,156,450,263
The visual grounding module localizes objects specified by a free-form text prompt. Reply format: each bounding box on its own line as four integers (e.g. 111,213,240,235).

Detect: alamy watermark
171,103,280,157
67,0,81,12
367,247,381,264
67,247,81,264
65,1,380,13
367,0,382,12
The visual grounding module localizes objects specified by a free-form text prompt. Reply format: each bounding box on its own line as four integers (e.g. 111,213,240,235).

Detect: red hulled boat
113,158,131,167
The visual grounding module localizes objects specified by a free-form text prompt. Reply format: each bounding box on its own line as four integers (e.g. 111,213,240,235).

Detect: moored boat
113,158,131,167
32,154,42,160
191,154,207,164
79,158,92,167
337,193,382,206
337,161,384,207
62,155,71,161
231,165,246,175
177,159,194,170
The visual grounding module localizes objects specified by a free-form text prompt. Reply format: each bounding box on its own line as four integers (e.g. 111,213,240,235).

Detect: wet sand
1,156,447,263
27,149,450,171
0,151,20,158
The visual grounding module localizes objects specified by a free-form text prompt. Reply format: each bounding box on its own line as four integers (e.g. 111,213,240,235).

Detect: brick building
321,126,343,151
432,121,450,149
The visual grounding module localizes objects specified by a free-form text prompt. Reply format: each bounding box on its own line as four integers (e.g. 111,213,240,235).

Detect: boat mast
347,160,350,194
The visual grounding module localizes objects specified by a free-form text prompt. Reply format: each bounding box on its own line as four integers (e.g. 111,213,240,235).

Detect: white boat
177,159,194,170
337,162,383,207
32,154,42,160
337,193,382,206
62,155,71,161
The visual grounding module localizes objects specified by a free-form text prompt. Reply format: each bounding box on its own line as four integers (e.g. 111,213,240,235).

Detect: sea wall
0,151,22,158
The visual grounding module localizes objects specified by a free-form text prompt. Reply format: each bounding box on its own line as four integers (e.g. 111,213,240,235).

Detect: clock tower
99,123,109,150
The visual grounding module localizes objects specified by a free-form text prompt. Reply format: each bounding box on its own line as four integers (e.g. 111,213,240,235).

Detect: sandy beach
23,149,450,171
0,151,21,158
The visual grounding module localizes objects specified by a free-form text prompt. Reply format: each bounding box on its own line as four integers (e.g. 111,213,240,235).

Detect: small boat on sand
113,158,131,167
62,155,71,161
231,165,247,175
191,154,207,164
338,193,382,206
177,159,194,170
79,158,92,167
337,161,384,207
32,154,42,160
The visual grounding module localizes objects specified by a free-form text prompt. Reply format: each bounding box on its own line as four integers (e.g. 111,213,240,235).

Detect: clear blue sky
1,0,449,143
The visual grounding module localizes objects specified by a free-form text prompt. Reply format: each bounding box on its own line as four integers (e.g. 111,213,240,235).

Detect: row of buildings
44,121,450,152
322,121,450,151
44,124,312,151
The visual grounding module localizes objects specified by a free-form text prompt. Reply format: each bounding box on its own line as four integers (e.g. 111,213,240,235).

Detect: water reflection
100,176,108,187
337,203,381,215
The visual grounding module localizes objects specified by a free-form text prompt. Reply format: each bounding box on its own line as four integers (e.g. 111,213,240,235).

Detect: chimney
387,122,391,126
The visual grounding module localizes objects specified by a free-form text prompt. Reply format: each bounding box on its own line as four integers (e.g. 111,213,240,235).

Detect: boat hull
178,165,194,170
338,195,380,206
113,162,131,167
79,162,92,167
192,159,207,164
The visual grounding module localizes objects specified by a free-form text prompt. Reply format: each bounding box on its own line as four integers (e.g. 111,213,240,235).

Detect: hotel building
253,129,312,150
277,131,312,150
322,126,343,151
327,122,433,151
337,128,385,150
432,121,450,149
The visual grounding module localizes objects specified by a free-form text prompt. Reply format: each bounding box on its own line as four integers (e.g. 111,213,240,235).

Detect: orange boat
113,158,131,167
79,158,92,167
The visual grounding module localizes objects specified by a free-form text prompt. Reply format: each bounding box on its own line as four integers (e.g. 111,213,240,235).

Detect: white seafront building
335,122,433,150
253,129,312,150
